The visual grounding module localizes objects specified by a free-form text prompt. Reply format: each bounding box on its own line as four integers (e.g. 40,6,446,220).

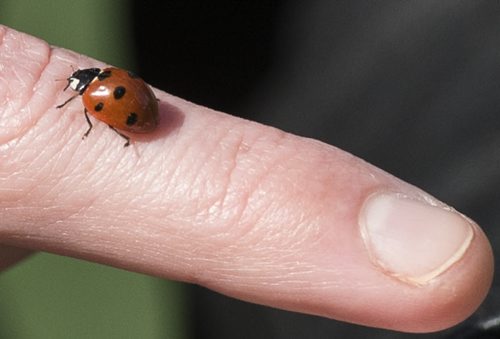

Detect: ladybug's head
64,68,101,94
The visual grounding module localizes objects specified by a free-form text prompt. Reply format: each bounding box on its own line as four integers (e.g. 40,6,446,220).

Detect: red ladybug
57,67,159,147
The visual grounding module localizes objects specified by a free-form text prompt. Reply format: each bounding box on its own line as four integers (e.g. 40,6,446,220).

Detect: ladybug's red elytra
56,67,159,147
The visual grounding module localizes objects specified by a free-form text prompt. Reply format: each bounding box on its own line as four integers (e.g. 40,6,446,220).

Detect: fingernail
359,193,474,285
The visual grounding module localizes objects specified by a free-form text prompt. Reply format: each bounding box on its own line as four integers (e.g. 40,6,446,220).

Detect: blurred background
1,0,499,338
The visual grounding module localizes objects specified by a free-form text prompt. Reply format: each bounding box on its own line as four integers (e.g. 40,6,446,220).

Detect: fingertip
356,193,494,332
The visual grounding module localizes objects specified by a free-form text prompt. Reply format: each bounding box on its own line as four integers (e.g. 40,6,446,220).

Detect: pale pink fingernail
359,193,474,285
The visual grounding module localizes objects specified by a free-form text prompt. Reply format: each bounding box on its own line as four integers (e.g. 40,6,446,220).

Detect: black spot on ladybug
127,71,139,79
113,86,126,100
98,70,112,81
126,112,138,126
94,102,104,112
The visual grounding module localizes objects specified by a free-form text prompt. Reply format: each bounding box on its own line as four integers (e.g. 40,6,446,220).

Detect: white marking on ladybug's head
68,77,81,91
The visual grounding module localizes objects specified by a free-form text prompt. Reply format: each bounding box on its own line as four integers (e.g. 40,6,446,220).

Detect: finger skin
0,25,493,332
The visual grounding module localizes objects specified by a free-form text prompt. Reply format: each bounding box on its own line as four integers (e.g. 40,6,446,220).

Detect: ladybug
57,67,159,147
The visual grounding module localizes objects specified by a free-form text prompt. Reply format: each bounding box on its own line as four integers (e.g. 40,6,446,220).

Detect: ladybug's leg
56,94,79,109
108,125,130,147
82,108,93,139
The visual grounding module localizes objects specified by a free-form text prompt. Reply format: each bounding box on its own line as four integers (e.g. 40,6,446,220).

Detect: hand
0,25,493,333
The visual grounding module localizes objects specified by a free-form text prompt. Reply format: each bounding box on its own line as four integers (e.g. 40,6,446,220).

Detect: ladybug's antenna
62,80,72,91
55,65,77,88
55,78,72,91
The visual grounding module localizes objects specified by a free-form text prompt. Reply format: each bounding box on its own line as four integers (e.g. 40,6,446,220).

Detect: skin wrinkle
205,195,318,287
240,141,321,248
239,143,342,267
39,148,101,216
154,114,253,234
228,131,292,236
0,29,50,142
71,129,161,215
157,115,205,213
2,127,82,212
47,188,99,229
206,140,284,250
200,123,257,233
187,124,231,217
0,38,51,144
204,255,324,290
206,132,249,224
1,168,39,207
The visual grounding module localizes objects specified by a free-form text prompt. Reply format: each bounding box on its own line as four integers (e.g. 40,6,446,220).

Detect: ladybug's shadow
130,99,185,145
